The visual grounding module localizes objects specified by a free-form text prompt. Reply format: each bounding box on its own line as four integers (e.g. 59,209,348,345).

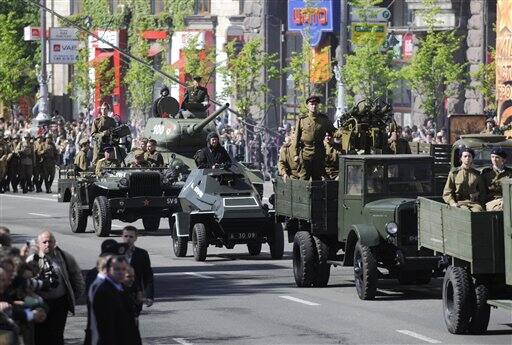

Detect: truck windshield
473,147,512,167
366,162,433,195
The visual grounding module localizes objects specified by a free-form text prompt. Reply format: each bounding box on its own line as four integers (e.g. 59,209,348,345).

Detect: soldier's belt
301,140,324,146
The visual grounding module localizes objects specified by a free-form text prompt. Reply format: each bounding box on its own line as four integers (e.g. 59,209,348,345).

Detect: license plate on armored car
228,232,258,240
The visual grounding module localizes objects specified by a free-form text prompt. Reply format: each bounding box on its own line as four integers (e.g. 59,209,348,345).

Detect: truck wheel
247,243,262,256
142,217,160,232
442,266,473,334
69,195,87,233
469,282,491,334
171,223,187,258
293,231,316,287
353,240,378,300
269,223,284,260
192,223,208,262
92,196,111,237
313,236,330,287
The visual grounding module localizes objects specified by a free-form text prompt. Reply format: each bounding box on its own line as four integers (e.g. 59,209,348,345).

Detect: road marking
185,272,214,279
279,295,320,306
28,213,52,217
173,338,193,345
396,330,441,344
1,194,56,202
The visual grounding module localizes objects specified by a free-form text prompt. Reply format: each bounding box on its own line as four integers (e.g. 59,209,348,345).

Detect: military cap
134,149,145,160
491,147,507,159
79,138,90,146
459,147,475,158
103,145,114,152
305,95,321,104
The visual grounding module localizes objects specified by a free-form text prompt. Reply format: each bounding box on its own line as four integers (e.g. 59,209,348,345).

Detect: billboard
497,0,512,125
49,40,79,64
287,0,338,47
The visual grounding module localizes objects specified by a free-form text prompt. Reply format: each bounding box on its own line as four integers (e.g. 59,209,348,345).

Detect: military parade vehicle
450,134,512,168
172,163,283,261
274,155,442,299
417,181,512,335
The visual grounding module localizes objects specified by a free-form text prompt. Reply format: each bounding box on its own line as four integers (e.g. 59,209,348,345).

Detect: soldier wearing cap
292,95,337,180
481,148,512,211
278,130,300,182
442,147,486,211
129,149,150,168
95,146,120,176
181,76,209,114
91,102,116,164
324,132,344,180
7,135,21,193
144,139,164,167
33,134,46,192
15,133,35,193
41,134,59,193
74,138,90,173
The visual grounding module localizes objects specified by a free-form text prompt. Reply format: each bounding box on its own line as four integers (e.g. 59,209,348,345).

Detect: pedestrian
92,255,142,345
121,226,154,316
26,231,84,345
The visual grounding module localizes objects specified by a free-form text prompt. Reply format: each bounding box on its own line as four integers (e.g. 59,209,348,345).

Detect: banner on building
497,0,512,125
287,0,338,47
310,45,332,84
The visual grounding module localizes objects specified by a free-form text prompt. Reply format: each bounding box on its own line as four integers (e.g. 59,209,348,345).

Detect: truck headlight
118,178,129,188
386,222,398,236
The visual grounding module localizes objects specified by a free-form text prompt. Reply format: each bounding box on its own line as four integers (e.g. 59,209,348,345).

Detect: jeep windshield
473,147,512,168
366,162,433,195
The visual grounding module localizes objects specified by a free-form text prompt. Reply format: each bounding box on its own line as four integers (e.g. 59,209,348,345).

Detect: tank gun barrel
186,103,230,135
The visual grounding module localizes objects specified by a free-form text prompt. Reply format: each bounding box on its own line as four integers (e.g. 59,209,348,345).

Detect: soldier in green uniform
41,134,59,193
91,102,117,164
442,148,486,211
16,133,35,193
7,135,20,193
278,131,299,182
480,118,496,134
292,95,336,180
0,137,7,193
95,146,121,177
33,134,46,192
324,132,343,180
129,149,150,168
144,139,164,167
74,138,90,173
181,76,209,115
481,148,512,211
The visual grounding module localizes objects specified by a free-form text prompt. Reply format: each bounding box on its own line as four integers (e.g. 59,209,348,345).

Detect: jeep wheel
142,217,160,232
292,231,316,287
69,195,87,233
247,243,262,256
268,223,284,260
192,223,208,262
313,236,330,287
172,223,188,257
92,196,111,237
442,266,473,334
469,281,491,334
353,240,378,300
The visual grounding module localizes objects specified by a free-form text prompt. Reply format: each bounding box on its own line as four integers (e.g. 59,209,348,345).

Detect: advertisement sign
350,6,391,22
351,23,387,46
497,0,512,125
91,30,119,49
50,27,79,40
402,32,414,60
310,46,332,83
49,40,79,64
23,26,42,41
287,0,338,47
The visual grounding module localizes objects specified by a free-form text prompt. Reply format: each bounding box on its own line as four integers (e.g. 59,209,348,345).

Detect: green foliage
285,37,313,112
96,58,116,100
402,30,466,120
219,38,280,118
472,49,496,113
163,0,195,30
68,47,92,108
182,35,216,83
0,1,39,107
419,0,442,32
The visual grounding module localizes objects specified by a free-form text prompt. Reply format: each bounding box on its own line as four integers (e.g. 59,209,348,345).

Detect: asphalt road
0,190,511,345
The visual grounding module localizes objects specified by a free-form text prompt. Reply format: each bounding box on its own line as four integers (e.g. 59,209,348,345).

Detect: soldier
41,134,59,193
7,135,20,193
16,133,35,193
95,146,121,177
278,133,299,182
194,132,231,168
33,134,46,192
442,148,486,211
144,139,164,167
387,125,411,154
74,138,90,173
91,102,116,164
324,132,343,180
0,137,7,193
181,76,209,114
292,95,336,180
480,118,496,134
481,148,512,211
129,149,150,168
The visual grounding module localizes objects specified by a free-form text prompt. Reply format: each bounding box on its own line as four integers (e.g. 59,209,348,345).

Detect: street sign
49,40,79,64
350,23,387,46
350,6,391,22
24,26,42,41
49,27,79,40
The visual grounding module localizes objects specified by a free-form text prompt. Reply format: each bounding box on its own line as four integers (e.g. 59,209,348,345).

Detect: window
366,164,385,194
194,0,211,15
387,163,432,194
70,0,83,15
346,165,363,195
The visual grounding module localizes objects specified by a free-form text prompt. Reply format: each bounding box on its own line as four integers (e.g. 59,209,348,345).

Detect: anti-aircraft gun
336,98,394,154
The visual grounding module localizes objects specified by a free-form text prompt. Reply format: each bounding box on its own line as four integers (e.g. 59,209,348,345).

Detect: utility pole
35,0,50,123
335,0,348,125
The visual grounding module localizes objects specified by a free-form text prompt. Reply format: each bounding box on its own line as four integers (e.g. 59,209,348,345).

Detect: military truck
172,163,283,261
274,155,442,299
417,183,512,334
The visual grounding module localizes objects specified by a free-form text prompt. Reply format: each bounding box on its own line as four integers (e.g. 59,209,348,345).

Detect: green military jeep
274,155,442,299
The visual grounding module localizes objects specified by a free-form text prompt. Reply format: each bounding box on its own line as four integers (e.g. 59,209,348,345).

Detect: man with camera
27,231,84,345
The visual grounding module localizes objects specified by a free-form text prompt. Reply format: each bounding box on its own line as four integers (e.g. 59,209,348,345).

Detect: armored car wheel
313,236,330,287
353,240,378,300
293,231,316,287
172,223,188,257
268,223,284,260
442,266,473,334
92,196,111,237
247,243,262,256
469,281,491,334
142,216,160,232
192,223,208,261
69,195,87,233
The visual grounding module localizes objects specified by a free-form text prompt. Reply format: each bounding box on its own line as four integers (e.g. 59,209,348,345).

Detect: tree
285,36,314,113
183,35,216,83
472,49,496,114
0,1,39,110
